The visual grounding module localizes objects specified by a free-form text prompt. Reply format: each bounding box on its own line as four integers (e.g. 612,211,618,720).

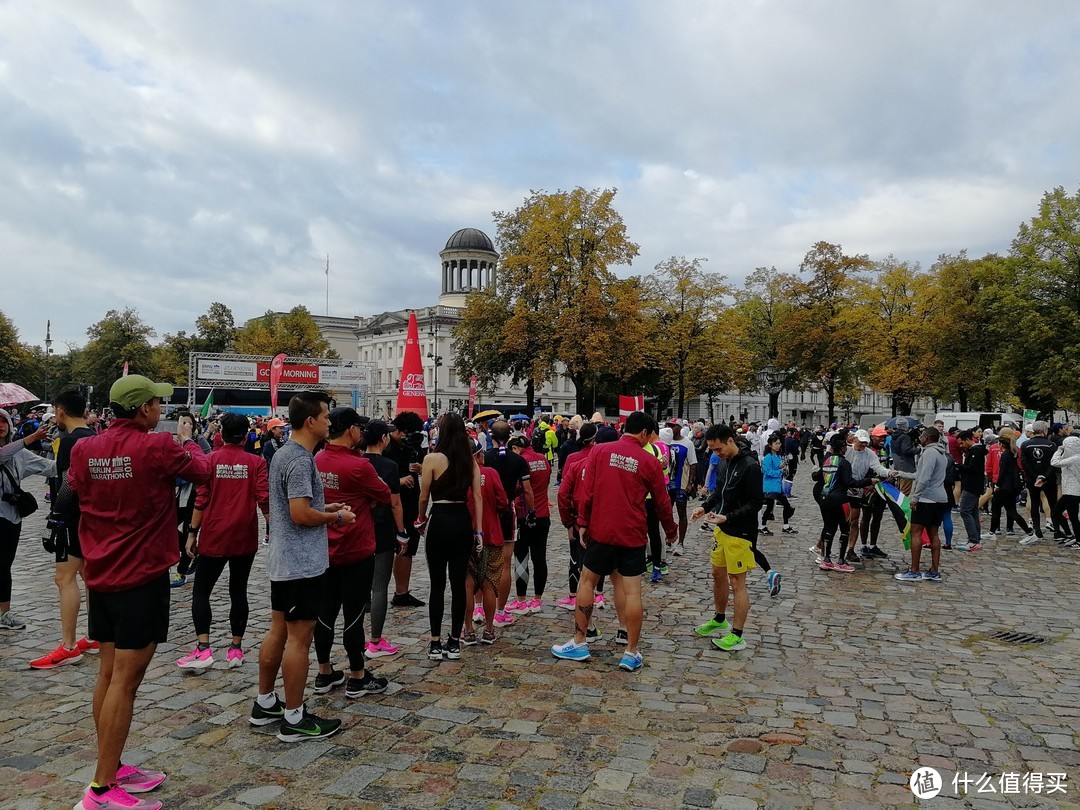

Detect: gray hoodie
911,441,948,504
1051,436,1080,497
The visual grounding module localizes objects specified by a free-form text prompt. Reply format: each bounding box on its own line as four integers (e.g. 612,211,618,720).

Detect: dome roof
444,227,495,252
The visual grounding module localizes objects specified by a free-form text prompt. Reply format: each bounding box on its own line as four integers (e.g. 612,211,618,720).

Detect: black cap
578,422,598,443
363,419,391,446
329,407,366,434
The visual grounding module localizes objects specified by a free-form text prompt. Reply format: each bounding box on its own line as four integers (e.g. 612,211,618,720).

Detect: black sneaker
444,637,461,660
313,669,345,694
249,696,285,726
276,711,342,743
428,640,444,660
844,550,861,564
615,629,629,645
345,673,388,698
392,592,426,608
866,546,889,559
781,526,798,535
585,627,603,643
760,526,774,536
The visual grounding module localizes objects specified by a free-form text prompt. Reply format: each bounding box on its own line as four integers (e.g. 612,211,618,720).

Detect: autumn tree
193,302,237,354
732,267,800,418
75,308,157,407
786,242,872,423
234,306,337,359
455,187,641,414
0,311,33,389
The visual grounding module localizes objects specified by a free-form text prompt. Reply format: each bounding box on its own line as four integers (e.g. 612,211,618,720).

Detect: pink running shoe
225,647,244,668
116,763,167,793
505,599,530,615
556,595,576,611
472,606,485,624
526,598,543,614
176,646,213,669
833,562,856,572
365,638,400,658
818,560,838,571
493,611,515,628
77,783,163,809
594,593,606,609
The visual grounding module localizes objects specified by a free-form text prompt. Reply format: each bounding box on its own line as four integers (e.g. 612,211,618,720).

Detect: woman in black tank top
417,413,482,661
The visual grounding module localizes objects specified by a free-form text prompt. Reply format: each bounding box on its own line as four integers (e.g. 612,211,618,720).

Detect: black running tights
315,556,375,672
191,553,255,638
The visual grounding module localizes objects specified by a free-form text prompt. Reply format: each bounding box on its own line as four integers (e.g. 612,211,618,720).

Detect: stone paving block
234,785,285,805
320,764,386,796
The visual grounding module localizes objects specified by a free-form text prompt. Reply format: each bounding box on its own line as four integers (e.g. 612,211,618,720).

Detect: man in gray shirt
895,427,949,584
250,392,356,743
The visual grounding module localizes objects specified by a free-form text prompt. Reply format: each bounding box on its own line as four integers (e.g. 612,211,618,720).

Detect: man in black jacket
1021,421,1063,541
690,424,764,653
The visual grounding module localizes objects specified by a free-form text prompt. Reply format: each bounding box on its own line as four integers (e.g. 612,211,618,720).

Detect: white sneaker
1018,533,1040,546
980,532,994,541
0,610,26,630
672,542,685,557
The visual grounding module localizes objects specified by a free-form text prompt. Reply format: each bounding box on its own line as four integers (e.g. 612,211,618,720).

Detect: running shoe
168,571,186,588
808,544,823,556
818,559,838,571
428,640,444,660
526,598,543,614
713,632,746,652
277,711,343,743
176,646,214,670
858,545,873,558
957,542,982,552
615,629,629,645
833,562,856,573
585,627,603,643
77,637,100,654
767,570,782,598
659,562,670,575
894,570,922,582
618,651,644,671
505,599,530,615
556,595,576,611
672,542,685,556
313,669,345,694
493,611,514,627
759,526,774,536
1005,529,1017,537
694,618,731,636
942,543,952,551
345,673,388,698
922,570,943,583
551,639,591,661
699,522,713,533
481,628,497,645
249,695,285,726
444,636,461,660
650,568,662,583
29,643,83,670
645,561,653,574
365,638,400,658
116,763,166,793
461,631,479,646
77,784,162,809
1019,533,1040,546
781,526,798,535
0,610,26,630
226,646,244,668
866,546,889,559
391,592,426,608
844,550,861,564
594,593,607,609
472,606,485,624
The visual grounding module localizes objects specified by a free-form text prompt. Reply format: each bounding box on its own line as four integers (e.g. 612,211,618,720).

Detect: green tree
0,311,33,389
733,267,801,418
76,308,157,407
193,302,237,354
234,306,338,359
786,242,872,423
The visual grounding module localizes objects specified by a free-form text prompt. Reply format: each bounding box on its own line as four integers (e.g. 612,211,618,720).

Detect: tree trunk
768,390,780,419
826,382,836,424
573,373,589,416
677,361,686,419
957,384,968,412
983,387,992,412
525,378,535,414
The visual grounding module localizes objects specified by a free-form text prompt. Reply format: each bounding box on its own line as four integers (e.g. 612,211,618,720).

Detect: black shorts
270,574,324,622
64,525,82,559
87,574,170,650
911,502,948,528
500,510,515,545
582,540,646,578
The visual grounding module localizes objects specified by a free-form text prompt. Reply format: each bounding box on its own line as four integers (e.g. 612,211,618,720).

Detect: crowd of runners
0,374,1077,809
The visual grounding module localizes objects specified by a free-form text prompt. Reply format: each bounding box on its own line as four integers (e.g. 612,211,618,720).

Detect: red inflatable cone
396,313,429,419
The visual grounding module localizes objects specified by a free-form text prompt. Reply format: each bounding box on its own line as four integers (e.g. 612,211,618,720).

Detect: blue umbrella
884,416,924,430
509,414,530,421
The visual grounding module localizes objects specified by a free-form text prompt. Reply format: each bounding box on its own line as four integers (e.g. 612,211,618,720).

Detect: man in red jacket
313,408,393,698
67,375,213,810
552,412,676,671
176,412,270,670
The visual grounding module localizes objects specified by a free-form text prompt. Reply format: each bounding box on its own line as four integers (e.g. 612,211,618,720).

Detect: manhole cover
988,631,1047,645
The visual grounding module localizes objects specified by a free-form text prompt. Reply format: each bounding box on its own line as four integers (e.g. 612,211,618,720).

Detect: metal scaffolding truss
186,352,377,407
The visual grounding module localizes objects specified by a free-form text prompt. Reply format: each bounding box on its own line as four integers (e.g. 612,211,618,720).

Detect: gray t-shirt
267,440,328,582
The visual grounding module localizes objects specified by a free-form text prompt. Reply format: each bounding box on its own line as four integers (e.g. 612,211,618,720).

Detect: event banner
197,358,370,386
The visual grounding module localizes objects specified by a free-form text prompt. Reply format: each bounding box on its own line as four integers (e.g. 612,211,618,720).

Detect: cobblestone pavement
2,464,1079,809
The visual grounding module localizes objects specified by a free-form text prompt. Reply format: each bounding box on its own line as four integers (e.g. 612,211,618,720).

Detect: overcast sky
2,1,1078,349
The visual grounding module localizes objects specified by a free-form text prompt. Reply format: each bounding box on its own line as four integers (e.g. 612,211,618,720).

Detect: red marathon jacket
520,447,551,519
469,464,508,546
558,444,595,527
315,444,391,565
194,444,269,557
581,435,676,547
68,420,213,592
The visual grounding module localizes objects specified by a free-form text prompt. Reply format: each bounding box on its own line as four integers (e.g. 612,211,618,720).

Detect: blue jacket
762,452,784,494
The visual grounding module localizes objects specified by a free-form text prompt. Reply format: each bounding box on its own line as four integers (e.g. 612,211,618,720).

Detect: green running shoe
713,632,746,652
694,618,731,637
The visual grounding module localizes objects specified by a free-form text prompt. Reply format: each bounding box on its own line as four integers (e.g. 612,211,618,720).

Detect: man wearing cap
66,375,213,810
386,417,426,608
843,430,892,564
1021,421,1063,542
262,418,287,466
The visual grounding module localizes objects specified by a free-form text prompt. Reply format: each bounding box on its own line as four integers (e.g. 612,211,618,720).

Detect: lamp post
427,318,443,416
43,320,54,404
756,365,790,420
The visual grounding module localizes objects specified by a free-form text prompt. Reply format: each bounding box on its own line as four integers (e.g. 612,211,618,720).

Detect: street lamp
756,365,790,420
427,318,443,416
43,320,54,403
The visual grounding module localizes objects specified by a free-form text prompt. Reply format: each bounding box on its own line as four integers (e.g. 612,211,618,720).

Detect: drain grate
988,631,1047,645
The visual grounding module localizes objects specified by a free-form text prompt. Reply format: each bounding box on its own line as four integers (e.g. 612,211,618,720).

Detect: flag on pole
874,480,912,550
395,313,429,419
467,374,478,419
200,389,214,419
269,353,287,411
122,360,129,377
618,394,644,423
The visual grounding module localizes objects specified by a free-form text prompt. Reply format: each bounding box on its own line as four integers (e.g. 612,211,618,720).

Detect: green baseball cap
109,374,174,409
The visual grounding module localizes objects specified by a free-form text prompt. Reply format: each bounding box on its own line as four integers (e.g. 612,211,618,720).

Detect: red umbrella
0,383,39,408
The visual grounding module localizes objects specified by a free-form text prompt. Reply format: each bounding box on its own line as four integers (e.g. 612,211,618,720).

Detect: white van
934,412,1022,431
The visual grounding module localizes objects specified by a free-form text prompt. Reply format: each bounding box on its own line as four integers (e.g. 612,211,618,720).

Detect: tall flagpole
325,254,329,316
